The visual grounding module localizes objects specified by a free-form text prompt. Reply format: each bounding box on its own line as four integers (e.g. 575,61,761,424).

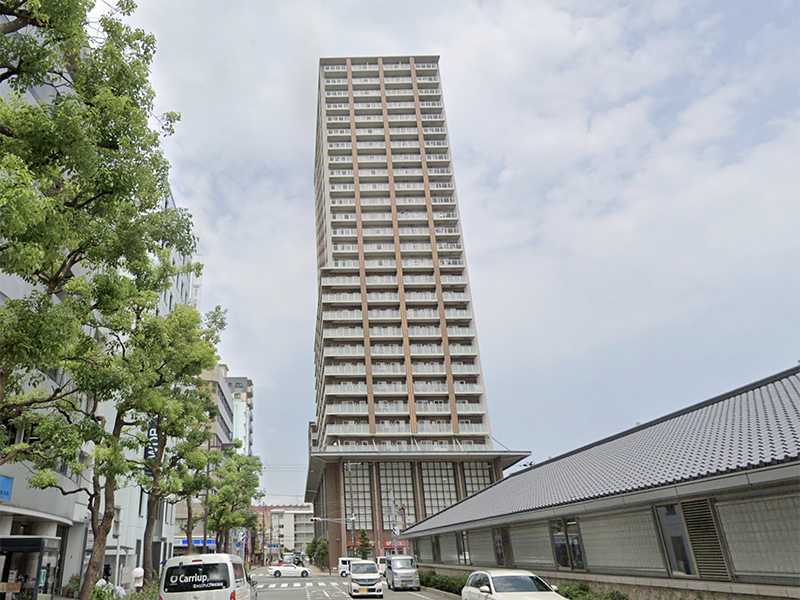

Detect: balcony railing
325,364,367,375
414,382,448,393
417,422,453,433
326,383,368,395
371,345,404,356
376,423,412,433
453,382,482,393
373,382,408,394
323,346,365,357
318,440,496,453
322,310,362,320
416,402,450,414
375,401,409,413
323,327,364,338
457,422,489,434
325,402,369,415
411,363,447,374
326,423,370,434
372,362,406,375
410,344,443,355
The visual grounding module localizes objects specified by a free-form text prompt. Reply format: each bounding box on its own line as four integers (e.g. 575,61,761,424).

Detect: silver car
385,556,420,591
461,569,562,600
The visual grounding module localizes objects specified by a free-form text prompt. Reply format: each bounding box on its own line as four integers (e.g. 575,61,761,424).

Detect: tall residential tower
305,56,528,561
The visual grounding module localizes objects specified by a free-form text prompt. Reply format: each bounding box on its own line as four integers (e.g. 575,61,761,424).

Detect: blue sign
0,475,12,501
175,538,216,547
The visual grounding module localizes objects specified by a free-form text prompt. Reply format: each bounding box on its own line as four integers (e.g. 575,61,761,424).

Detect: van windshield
351,563,378,574
164,564,230,592
392,558,415,570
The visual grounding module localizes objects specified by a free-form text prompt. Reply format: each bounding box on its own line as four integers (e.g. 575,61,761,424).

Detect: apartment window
421,462,457,517
550,518,585,570
655,504,695,575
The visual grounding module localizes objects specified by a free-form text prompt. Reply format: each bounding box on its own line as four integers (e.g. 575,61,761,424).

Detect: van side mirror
479,585,491,593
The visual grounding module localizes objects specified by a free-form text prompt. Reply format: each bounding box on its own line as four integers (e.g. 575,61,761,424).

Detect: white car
461,569,562,600
267,563,311,578
348,560,383,598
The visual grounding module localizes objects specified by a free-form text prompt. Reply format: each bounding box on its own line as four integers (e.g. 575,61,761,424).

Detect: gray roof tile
404,367,800,535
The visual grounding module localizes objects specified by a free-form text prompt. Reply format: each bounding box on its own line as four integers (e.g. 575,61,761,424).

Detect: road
251,571,445,600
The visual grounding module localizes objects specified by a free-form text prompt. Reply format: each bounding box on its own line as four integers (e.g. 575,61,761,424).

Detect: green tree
356,529,372,560
0,3,201,599
313,538,329,571
305,538,318,564
132,305,226,584
207,451,264,552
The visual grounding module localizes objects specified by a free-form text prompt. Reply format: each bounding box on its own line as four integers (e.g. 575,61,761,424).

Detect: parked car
348,560,383,598
461,569,561,600
384,556,419,591
160,554,252,600
338,557,355,577
267,563,311,578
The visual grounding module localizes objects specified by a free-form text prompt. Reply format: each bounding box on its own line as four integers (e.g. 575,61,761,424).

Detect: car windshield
492,575,551,593
351,563,378,574
392,558,416,569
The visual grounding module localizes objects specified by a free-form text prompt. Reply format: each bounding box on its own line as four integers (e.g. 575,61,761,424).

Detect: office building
305,55,528,562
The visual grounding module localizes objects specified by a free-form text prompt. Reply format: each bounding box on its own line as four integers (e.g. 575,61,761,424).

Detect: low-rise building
401,366,800,600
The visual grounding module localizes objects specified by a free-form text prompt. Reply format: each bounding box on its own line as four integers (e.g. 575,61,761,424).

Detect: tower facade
305,56,528,562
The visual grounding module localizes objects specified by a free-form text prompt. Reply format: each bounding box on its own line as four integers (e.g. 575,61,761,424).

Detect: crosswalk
256,580,375,590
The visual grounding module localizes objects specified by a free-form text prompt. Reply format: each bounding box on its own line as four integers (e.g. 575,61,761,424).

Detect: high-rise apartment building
305,56,528,562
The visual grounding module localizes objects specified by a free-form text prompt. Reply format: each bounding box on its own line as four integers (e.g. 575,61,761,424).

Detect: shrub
127,583,159,600
419,571,469,595
559,584,629,600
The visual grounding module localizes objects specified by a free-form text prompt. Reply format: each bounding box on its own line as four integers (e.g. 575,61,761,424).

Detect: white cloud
126,0,799,499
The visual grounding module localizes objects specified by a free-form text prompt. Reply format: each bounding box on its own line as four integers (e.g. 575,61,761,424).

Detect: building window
344,462,372,531
493,527,505,566
550,518,585,570
456,531,471,565
421,462,457,517
379,462,416,529
463,461,492,496
655,504,695,576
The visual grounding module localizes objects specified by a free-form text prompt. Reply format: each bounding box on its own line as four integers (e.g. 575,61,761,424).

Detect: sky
123,0,799,504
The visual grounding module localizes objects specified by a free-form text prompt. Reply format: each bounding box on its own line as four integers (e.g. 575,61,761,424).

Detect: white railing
410,344,443,355
361,213,392,221
325,364,366,375
326,423,370,434
450,344,477,355
416,403,450,414
406,292,437,301
322,275,360,285
370,327,403,337
323,346,365,356
408,326,440,336
319,441,496,453
414,382,448,393
411,363,447,374
368,309,401,319
363,244,395,253
363,228,394,236
323,327,364,338
399,227,430,236
417,422,453,433
440,258,465,267
366,275,397,285
331,198,356,206
359,168,388,177
361,183,391,191
322,292,360,302
407,309,438,319
326,383,368,394
458,422,489,434
445,309,472,319
447,327,475,337
371,345,404,355
396,198,426,205
332,259,359,268
442,292,469,301
375,401,409,413
453,382,482,393
451,363,480,374
374,383,408,394
402,259,435,268
400,243,432,252
404,275,436,284
372,363,405,374
361,197,391,205
376,423,412,433
322,310,362,319
456,402,486,414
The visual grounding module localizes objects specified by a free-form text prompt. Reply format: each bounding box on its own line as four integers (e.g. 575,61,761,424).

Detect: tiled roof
404,366,800,535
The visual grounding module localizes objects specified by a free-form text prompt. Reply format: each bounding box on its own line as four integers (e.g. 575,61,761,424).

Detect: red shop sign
382,540,408,547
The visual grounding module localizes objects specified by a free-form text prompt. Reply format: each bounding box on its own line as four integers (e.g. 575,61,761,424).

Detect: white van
338,556,354,577
160,554,251,600
376,556,387,576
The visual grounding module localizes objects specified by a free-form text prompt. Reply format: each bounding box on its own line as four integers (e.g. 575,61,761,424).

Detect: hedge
419,571,468,595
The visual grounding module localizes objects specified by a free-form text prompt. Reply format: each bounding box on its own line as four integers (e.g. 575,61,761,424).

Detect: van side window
233,563,245,581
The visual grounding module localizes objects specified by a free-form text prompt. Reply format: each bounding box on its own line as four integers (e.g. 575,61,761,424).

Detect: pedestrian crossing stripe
259,581,343,589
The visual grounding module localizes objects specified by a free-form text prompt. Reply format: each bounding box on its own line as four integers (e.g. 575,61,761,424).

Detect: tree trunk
183,499,195,555
79,475,116,600
142,489,159,585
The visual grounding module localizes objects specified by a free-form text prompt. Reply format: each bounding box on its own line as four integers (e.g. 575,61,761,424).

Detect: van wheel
341,572,347,578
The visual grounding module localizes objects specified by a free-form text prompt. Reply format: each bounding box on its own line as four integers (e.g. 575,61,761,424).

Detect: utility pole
389,487,398,555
